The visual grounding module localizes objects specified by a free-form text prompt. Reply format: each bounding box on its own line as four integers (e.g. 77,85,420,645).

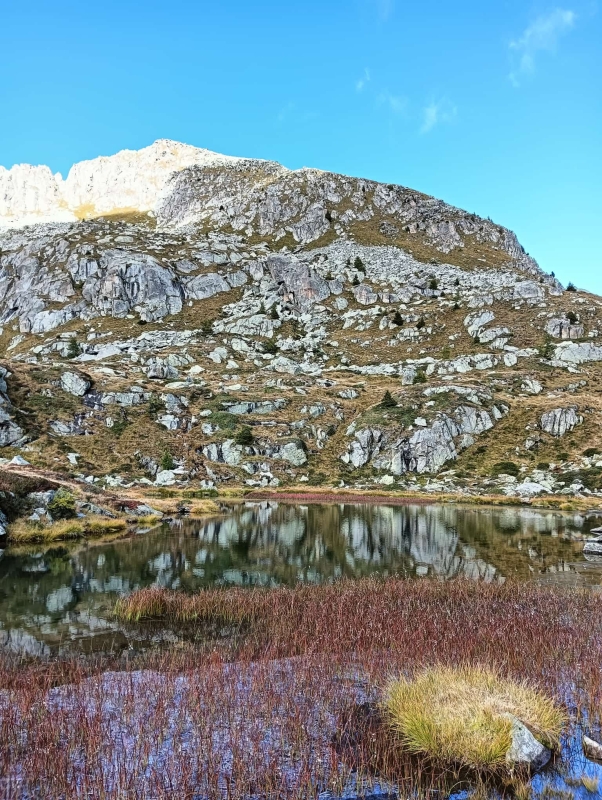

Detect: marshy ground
2,578,602,799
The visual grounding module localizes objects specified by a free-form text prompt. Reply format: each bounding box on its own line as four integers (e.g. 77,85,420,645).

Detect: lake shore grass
7,514,128,543
244,486,602,512
3,578,602,799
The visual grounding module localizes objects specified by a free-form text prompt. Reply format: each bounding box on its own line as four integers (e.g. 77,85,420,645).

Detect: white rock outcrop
540,407,582,437
0,140,245,228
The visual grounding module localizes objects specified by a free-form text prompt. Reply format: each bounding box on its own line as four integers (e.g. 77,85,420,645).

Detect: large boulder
60,371,90,397
540,407,582,437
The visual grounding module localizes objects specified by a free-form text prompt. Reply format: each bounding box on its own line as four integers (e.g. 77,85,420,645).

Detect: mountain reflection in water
0,502,600,655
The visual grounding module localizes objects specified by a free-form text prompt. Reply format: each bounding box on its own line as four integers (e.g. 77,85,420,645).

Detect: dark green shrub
392,311,404,326
352,275,360,287
566,282,577,292
413,369,427,385
201,319,215,336
354,256,364,271
66,338,80,359
491,461,520,478
160,451,175,471
583,448,600,458
380,390,397,408
48,488,77,520
429,278,438,291
262,340,278,355
566,311,578,324
416,317,425,330
148,394,165,417
235,426,254,446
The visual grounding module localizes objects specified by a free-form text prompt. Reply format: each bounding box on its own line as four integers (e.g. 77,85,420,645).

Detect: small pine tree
160,451,175,471
453,302,460,311
346,257,351,267
566,282,577,292
416,317,425,330
354,256,364,271
66,338,80,359
259,302,266,314
566,311,578,324
380,390,397,408
235,425,254,446
413,369,427,385
48,488,77,520
429,278,438,291
392,311,404,326
270,306,279,320
454,278,460,287
352,275,360,286
325,209,332,223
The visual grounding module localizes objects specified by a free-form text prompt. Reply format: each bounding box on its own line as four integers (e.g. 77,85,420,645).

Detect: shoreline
243,486,602,513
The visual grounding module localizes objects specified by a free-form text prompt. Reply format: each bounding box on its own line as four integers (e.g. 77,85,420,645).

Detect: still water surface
1,501,601,655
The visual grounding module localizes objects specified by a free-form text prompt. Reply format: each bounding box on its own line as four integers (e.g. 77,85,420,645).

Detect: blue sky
1,1,600,292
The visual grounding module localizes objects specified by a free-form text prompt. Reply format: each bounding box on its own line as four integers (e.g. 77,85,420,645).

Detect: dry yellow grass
383,666,565,771
8,515,127,543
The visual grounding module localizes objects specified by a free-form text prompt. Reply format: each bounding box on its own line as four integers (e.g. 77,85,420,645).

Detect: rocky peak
0,139,248,227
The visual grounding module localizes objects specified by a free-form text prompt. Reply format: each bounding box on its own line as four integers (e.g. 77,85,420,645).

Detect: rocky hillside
1,139,602,502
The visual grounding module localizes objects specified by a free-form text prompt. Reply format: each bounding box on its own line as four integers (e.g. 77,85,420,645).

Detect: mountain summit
1,140,601,502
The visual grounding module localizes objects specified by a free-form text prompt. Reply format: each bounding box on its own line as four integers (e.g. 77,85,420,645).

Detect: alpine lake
1,499,601,656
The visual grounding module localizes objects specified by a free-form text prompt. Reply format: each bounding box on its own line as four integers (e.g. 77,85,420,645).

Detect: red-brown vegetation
1,579,601,798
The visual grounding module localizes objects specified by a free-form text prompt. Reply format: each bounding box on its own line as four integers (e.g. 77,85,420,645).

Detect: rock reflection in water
0,502,599,654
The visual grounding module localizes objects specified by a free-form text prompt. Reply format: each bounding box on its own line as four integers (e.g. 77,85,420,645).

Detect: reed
2,578,601,799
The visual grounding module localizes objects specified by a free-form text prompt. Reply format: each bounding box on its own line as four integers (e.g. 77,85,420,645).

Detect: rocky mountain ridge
1,139,601,503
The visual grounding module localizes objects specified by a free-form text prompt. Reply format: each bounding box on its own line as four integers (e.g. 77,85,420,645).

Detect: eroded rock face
61,371,90,397
0,367,25,447
267,255,330,313
540,407,582,437
341,404,504,476
545,317,584,340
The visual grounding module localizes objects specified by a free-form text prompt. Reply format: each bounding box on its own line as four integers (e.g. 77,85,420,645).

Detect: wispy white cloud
509,8,577,85
374,0,394,20
377,90,408,115
356,68,371,93
277,102,295,123
420,99,457,134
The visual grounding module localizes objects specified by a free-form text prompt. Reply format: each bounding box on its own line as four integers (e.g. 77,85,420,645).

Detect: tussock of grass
8,515,127,543
384,666,565,772
581,774,600,793
114,585,257,626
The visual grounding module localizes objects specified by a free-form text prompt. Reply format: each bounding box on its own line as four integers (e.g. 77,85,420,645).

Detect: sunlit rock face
0,140,245,227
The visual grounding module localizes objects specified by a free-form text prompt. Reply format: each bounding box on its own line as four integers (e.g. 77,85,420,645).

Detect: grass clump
114,585,257,628
384,666,564,772
8,515,126,543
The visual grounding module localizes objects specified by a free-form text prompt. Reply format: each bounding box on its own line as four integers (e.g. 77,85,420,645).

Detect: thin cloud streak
377,90,408,115
420,99,457,134
356,68,371,92
509,8,577,85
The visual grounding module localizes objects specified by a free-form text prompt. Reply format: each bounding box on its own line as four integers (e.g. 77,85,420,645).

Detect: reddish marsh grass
2,578,602,799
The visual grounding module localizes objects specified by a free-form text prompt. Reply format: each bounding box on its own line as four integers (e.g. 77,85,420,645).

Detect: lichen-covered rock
545,317,584,340
60,371,90,397
540,407,582,437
